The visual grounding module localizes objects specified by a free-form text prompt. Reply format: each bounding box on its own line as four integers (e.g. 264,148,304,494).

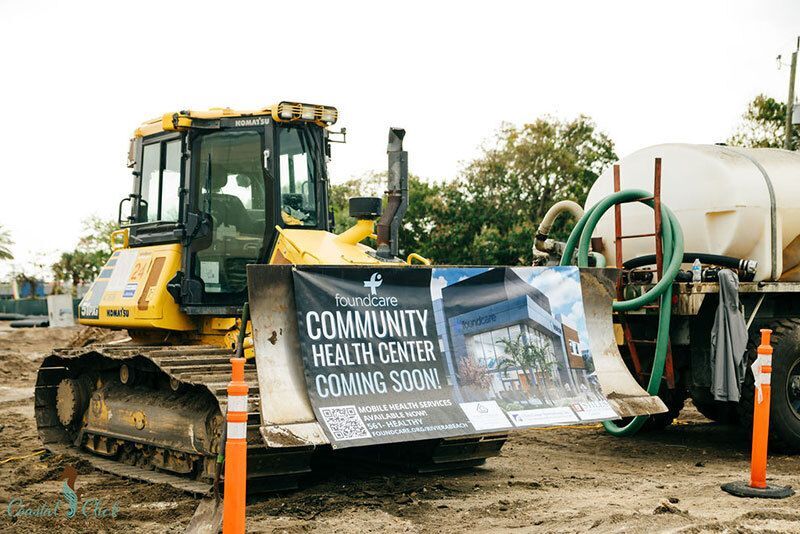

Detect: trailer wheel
739,319,800,453
691,399,739,424
644,383,687,431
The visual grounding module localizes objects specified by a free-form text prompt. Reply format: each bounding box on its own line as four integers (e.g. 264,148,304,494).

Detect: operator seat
208,171,259,234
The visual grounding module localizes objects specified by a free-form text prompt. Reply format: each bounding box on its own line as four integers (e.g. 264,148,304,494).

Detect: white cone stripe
761,374,771,385
227,421,247,439
751,359,766,403
228,396,248,413
758,355,772,367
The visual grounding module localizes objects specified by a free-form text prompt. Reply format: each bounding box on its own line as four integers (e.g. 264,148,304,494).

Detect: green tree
328,179,360,234
328,172,437,257
396,175,444,257
15,272,40,298
329,115,615,265
402,179,481,264
77,216,118,256
0,225,13,260
52,216,117,294
728,94,798,148
466,117,616,264
496,332,559,404
417,116,616,265
328,173,384,234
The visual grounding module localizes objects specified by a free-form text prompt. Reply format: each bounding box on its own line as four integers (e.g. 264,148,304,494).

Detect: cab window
139,139,181,222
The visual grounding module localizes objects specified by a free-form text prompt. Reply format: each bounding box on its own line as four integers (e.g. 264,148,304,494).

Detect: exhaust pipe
376,127,408,259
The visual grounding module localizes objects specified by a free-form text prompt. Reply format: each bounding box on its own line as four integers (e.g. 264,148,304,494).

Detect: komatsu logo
105,308,130,318
363,273,383,295
232,117,270,127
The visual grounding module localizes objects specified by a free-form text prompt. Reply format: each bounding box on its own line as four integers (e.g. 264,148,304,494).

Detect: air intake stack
376,127,408,259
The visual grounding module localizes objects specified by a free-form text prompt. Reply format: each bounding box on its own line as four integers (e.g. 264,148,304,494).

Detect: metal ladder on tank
612,157,676,390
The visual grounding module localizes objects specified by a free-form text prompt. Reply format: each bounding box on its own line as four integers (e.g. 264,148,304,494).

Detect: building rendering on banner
432,268,596,406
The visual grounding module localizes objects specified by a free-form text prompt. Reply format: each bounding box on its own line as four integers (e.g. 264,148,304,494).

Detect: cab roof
134,102,338,138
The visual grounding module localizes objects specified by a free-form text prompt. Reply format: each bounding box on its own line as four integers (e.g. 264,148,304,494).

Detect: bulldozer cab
122,104,334,315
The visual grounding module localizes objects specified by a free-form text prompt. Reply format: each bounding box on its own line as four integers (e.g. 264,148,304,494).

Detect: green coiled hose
559,189,684,435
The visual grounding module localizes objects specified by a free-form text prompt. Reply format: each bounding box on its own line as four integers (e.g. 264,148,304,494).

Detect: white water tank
585,144,800,282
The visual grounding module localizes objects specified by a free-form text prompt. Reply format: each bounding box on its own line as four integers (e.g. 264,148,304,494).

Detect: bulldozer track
35,343,508,495
35,343,314,495
46,442,213,495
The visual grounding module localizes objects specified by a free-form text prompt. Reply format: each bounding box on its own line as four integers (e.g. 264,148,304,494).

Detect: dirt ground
1,324,799,533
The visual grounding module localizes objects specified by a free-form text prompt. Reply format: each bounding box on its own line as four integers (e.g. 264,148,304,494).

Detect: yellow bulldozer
35,102,662,494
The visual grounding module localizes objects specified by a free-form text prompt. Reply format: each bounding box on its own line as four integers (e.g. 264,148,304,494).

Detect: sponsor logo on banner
572,401,618,421
508,407,579,426
459,401,512,431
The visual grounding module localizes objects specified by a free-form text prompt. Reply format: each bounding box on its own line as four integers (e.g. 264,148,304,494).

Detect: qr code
320,405,372,441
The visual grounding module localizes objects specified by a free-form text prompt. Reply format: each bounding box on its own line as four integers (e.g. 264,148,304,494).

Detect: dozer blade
578,269,667,417
247,265,329,448
247,264,665,456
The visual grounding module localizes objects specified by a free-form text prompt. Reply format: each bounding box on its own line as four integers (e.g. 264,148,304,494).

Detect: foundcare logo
334,272,397,308
6,465,120,520
363,272,383,295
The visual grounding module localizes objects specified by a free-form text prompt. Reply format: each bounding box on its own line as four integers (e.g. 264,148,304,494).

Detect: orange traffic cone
222,357,249,533
721,329,794,498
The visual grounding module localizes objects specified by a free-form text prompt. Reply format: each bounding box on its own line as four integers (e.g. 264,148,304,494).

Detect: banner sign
292,265,618,448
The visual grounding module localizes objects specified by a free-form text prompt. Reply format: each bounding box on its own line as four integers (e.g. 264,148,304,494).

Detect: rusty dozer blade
248,266,330,449
578,268,667,417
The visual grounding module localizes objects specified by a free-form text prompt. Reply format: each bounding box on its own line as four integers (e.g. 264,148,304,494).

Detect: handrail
406,253,432,265
110,228,129,251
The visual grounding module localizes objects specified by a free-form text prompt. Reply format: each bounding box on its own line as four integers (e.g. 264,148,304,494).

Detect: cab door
127,133,184,246
179,126,276,314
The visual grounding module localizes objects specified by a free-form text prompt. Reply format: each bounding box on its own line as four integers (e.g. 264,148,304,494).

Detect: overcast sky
0,0,798,278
